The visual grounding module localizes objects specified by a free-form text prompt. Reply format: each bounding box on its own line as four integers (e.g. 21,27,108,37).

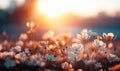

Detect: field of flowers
0,23,120,71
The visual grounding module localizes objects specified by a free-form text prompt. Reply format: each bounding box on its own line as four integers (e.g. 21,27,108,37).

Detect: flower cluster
0,27,119,71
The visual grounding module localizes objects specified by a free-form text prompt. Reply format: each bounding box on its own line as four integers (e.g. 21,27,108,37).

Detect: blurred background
0,0,120,39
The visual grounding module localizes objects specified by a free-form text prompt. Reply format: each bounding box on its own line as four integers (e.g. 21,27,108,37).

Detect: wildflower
61,62,73,69
69,53,77,61
72,38,81,43
27,40,33,47
61,48,67,55
16,40,24,46
26,22,37,29
43,30,55,40
24,48,30,54
56,55,64,62
4,58,16,68
68,52,81,61
70,43,83,53
108,42,113,48
97,36,102,40
89,52,96,60
77,29,94,40
103,33,116,42
3,40,8,46
19,33,28,41
47,44,55,50
93,39,106,48
20,51,26,57
39,41,48,47
62,32,71,40
14,45,22,52
15,52,26,62
8,52,15,57
45,54,56,61
55,40,66,47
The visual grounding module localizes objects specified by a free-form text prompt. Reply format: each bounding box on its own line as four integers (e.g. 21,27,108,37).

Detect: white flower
43,30,55,40
72,38,81,43
26,22,37,29
68,52,81,61
19,33,28,41
20,51,26,57
4,58,16,68
70,43,83,53
15,53,21,59
39,41,48,47
14,45,22,52
61,62,73,69
0,52,15,58
93,39,106,48
16,40,24,46
45,54,56,61
27,54,42,66
103,32,116,42
69,53,77,61
77,29,95,40
15,52,26,62
47,45,55,50
8,52,15,57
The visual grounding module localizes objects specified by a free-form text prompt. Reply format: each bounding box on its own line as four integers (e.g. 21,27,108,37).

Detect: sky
36,0,120,17
0,0,120,17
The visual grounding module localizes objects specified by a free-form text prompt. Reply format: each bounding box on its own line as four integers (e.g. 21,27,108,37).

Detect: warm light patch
36,0,120,18
36,0,70,18
35,0,120,28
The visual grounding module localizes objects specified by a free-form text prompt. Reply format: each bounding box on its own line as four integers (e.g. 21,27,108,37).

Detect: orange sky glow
36,0,120,18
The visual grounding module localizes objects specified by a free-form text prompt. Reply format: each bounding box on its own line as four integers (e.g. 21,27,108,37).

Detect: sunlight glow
36,0,120,18
36,0,70,18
